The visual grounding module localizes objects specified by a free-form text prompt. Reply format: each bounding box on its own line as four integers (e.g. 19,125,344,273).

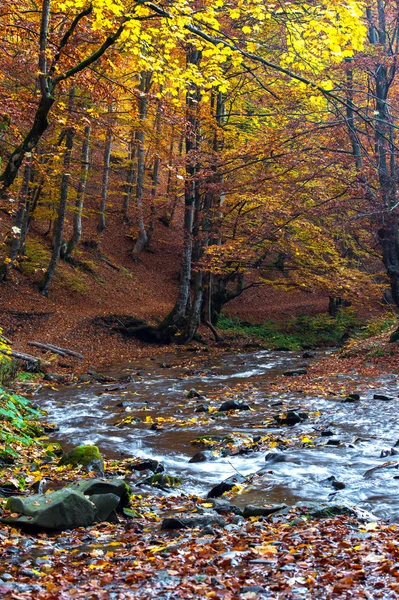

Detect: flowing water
34,349,399,521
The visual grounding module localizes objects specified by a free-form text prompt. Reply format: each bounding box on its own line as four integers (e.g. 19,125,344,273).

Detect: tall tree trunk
64,123,91,258
159,49,202,338
39,87,75,296
132,72,152,255
123,131,137,223
0,156,32,280
97,104,113,233
146,96,162,248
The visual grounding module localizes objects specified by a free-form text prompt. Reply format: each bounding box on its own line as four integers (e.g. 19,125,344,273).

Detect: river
34,349,399,521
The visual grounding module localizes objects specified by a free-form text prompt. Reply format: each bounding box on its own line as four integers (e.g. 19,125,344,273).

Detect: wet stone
273,411,308,426
373,394,393,402
243,504,286,518
283,368,307,377
186,388,202,399
129,460,164,473
161,514,225,531
189,451,217,463
342,393,361,403
321,430,335,437
265,451,287,463
194,404,209,413
207,474,246,499
219,399,251,412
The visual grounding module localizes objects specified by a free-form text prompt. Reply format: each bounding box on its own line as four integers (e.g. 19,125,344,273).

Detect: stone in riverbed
187,388,202,399
189,450,217,463
58,445,104,475
283,368,307,377
205,498,243,516
265,451,287,464
3,489,96,531
341,393,361,403
373,394,393,402
273,411,308,426
207,474,246,499
243,504,286,518
195,404,209,413
161,514,225,531
219,399,251,412
128,459,164,473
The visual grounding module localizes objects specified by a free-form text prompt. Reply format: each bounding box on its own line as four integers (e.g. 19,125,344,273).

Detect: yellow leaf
255,544,278,555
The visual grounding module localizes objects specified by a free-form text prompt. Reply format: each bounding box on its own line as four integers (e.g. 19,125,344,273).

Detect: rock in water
273,411,308,426
58,445,104,475
189,451,217,463
207,474,246,499
373,394,393,402
3,489,96,531
187,388,202,399
219,400,251,412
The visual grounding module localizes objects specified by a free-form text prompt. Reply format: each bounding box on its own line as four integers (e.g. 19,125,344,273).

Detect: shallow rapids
34,349,399,521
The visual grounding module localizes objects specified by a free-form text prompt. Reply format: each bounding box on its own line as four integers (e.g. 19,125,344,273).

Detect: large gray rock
68,478,130,508
90,493,120,522
4,489,96,530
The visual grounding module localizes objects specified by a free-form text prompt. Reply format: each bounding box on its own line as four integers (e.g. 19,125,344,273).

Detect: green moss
57,268,90,294
21,239,51,276
58,445,104,472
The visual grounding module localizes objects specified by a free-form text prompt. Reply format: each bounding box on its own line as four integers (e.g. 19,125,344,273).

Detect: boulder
265,451,287,464
90,493,120,522
68,478,130,508
342,393,360,403
3,489,96,530
219,400,251,412
195,404,209,413
58,445,104,475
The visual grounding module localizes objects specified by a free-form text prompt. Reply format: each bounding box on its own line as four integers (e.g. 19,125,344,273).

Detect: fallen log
0,348,40,363
27,341,84,359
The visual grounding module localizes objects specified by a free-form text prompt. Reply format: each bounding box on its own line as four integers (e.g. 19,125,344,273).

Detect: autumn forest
2,1,399,599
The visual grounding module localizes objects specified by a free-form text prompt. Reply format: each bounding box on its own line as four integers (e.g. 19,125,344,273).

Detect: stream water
34,349,399,522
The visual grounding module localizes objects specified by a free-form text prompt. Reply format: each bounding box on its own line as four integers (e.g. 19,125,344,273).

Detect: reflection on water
35,349,399,521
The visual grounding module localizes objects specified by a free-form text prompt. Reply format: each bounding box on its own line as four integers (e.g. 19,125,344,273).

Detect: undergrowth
0,387,42,462
218,310,362,350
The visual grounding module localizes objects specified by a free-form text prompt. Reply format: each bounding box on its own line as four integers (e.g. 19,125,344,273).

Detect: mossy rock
58,445,104,474
142,473,182,488
68,478,131,508
4,489,96,530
